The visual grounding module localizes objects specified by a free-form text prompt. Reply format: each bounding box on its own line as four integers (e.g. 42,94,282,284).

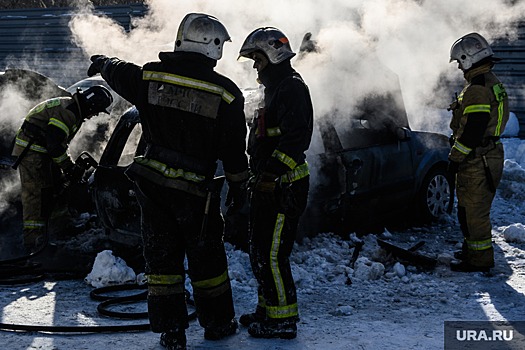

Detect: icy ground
1,137,525,350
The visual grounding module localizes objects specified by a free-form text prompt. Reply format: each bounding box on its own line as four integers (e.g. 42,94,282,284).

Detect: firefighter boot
248,318,297,339
204,318,238,340
450,261,491,273
160,329,186,350
239,306,266,327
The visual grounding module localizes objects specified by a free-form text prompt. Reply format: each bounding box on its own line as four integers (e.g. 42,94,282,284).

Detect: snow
502,112,521,138
1,137,525,349
84,250,137,288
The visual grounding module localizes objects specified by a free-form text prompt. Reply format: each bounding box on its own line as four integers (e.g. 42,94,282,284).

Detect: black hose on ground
0,283,197,333
93,283,197,321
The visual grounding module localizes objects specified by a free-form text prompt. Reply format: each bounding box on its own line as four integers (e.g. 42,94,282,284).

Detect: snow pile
501,112,520,137
502,223,525,243
498,140,525,201
84,250,136,288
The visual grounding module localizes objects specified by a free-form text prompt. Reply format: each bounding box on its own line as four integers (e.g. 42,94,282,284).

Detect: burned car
88,83,452,244
300,90,452,237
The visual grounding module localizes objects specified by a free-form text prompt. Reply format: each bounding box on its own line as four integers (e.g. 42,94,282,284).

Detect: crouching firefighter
447,32,509,273
238,27,314,339
11,85,113,254
87,13,249,350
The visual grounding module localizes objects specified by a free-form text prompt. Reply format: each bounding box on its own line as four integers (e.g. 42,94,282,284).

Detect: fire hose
0,283,197,333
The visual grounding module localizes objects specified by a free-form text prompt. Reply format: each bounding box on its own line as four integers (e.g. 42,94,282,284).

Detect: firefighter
87,13,249,350
237,27,314,339
447,32,509,272
11,85,113,254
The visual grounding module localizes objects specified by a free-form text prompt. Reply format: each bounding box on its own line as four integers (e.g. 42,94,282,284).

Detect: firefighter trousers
18,152,59,251
134,177,235,333
249,176,309,321
456,143,504,267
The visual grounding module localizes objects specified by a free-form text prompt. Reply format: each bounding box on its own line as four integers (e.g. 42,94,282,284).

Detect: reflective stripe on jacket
449,64,509,163
12,96,81,169
99,52,249,191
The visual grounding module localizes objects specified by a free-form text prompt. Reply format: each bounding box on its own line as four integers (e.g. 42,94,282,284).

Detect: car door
91,107,143,245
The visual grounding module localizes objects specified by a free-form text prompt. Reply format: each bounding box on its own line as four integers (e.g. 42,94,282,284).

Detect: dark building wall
493,23,525,138
0,4,147,87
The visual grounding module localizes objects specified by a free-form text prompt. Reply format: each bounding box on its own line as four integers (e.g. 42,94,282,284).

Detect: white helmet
449,32,496,70
174,13,231,60
239,27,296,64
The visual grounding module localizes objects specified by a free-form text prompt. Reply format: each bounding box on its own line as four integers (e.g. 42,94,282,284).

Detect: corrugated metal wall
0,6,523,137
493,22,525,138
0,4,147,87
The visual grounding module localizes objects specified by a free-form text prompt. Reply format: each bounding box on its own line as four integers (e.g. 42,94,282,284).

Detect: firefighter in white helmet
238,27,314,339
88,13,249,350
447,32,509,272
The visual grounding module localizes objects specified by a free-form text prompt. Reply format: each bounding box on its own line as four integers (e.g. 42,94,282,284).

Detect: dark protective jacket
248,62,313,180
99,52,249,194
12,96,83,170
97,51,248,332
247,60,313,321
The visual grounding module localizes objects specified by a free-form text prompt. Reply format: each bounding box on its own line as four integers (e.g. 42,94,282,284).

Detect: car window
118,123,143,167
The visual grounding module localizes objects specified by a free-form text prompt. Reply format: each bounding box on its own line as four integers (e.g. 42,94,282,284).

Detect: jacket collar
464,63,492,83
257,60,295,88
158,51,217,69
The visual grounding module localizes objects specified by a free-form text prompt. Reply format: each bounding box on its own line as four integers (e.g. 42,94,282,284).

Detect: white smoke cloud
68,0,525,134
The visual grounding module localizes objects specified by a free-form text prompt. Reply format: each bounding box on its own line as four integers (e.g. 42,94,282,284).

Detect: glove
252,172,279,203
225,180,248,213
87,54,109,77
64,163,84,183
447,161,460,178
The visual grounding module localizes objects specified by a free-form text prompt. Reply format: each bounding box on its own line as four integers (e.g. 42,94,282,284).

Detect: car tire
416,165,451,223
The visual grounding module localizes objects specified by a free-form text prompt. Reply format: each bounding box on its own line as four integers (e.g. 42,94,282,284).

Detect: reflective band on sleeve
15,137,48,153
135,156,206,183
143,70,235,104
26,98,61,118
52,152,69,164
453,141,472,155
463,104,490,115
146,274,184,285
466,239,493,251
266,303,299,319
48,118,70,137
271,150,297,170
280,162,309,183
270,213,287,306
266,127,282,137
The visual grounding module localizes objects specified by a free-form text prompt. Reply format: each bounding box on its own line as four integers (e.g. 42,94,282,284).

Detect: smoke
65,0,525,201
68,0,525,131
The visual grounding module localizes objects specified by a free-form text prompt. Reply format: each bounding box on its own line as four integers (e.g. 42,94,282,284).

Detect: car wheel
417,166,451,222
